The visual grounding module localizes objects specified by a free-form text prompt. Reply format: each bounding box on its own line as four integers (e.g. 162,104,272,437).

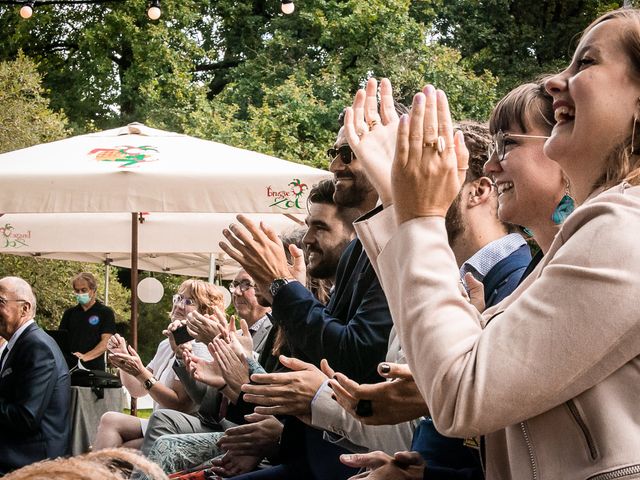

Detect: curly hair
3,448,168,480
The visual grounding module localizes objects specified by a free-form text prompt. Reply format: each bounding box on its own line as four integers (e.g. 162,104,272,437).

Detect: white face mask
75,293,92,305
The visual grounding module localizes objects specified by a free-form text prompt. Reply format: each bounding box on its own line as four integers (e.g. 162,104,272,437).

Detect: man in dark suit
0,276,71,474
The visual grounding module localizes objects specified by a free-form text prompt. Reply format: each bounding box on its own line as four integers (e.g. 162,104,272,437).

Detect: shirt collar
249,314,270,335
460,233,527,282
1,318,35,367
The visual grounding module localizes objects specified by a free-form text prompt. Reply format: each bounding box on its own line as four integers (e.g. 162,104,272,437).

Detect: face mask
76,293,92,305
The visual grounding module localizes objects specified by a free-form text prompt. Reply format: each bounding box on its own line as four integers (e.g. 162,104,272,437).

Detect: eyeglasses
230,280,256,294
487,130,550,162
0,297,27,307
327,144,355,165
172,294,196,306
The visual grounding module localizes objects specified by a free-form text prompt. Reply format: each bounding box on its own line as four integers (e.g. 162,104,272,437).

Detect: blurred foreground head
3,448,168,480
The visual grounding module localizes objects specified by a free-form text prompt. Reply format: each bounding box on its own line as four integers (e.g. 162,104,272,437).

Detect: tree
0,53,68,153
0,255,130,330
433,0,626,95
0,0,497,168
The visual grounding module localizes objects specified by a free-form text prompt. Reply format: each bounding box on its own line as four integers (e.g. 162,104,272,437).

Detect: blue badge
88,315,100,326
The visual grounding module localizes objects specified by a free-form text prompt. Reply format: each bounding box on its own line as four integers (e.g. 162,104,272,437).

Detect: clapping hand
183,348,225,390
217,413,283,458
392,85,469,225
186,308,227,344
325,361,429,426
109,344,146,378
208,336,250,403
343,78,401,207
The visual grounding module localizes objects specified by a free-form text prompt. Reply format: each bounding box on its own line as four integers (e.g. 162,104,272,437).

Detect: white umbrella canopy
0,122,329,214
0,211,305,279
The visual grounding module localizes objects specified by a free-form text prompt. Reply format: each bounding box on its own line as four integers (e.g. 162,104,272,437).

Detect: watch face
270,279,288,297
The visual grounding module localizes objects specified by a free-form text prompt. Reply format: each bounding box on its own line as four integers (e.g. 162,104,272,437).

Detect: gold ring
367,119,379,129
423,136,446,154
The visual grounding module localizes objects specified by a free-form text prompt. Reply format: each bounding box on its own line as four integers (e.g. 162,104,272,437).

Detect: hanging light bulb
281,0,294,14
19,2,33,19
147,0,161,20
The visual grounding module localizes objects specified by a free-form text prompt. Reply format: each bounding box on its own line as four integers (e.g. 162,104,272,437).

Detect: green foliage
433,0,626,95
0,256,130,330
0,53,68,153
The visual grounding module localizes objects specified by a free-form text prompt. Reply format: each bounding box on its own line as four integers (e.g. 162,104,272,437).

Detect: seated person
93,279,223,450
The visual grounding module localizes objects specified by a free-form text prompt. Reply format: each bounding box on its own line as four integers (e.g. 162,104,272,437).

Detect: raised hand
107,333,128,356
324,361,428,426
227,317,254,359
185,308,227,344
344,78,401,207
241,356,328,423
219,215,296,302
392,86,469,225
209,336,250,402
163,319,186,353
217,413,283,458
183,349,225,389
341,451,425,480
110,344,146,378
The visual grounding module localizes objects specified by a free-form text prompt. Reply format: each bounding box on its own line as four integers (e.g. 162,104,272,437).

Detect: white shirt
0,318,35,372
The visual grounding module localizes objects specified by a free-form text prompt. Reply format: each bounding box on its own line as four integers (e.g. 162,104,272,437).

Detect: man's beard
445,192,465,246
307,240,350,279
333,173,374,208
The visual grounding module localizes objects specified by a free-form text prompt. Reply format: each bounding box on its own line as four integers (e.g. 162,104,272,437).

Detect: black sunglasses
326,144,355,164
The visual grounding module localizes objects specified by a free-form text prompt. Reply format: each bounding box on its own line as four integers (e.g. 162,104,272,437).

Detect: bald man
0,276,71,474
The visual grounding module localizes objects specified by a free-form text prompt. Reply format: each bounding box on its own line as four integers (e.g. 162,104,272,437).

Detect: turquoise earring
551,181,575,225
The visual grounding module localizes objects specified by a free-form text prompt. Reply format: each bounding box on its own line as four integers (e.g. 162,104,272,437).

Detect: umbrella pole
208,254,216,283
130,212,139,416
104,259,110,306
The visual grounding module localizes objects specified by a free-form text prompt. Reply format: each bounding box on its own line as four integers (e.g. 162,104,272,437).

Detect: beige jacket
355,183,640,480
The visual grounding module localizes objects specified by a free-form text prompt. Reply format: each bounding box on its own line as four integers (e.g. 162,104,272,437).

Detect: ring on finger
423,136,446,154
367,119,379,130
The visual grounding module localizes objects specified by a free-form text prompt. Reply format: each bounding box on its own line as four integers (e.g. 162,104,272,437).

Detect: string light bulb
281,0,294,14
19,2,33,18
147,0,161,20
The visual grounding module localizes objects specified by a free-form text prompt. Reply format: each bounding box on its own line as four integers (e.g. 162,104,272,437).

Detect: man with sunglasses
0,276,71,474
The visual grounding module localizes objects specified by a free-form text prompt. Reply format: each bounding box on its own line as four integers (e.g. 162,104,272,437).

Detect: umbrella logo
267,178,308,210
89,145,159,168
0,223,30,248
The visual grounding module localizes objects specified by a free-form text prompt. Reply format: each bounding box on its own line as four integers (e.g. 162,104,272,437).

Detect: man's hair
1,276,37,317
457,120,492,184
307,179,358,228
72,272,97,291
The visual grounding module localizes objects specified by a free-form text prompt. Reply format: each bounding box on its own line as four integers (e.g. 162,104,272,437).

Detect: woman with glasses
343,7,640,479
93,279,223,450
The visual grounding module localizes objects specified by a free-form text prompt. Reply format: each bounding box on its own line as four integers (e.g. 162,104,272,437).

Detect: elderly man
0,276,71,474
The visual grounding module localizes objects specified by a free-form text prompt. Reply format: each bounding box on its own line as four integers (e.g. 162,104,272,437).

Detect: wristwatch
269,278,293,298
143,376,158,390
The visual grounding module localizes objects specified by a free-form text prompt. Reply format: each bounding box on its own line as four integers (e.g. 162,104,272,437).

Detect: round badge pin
88,315,100,326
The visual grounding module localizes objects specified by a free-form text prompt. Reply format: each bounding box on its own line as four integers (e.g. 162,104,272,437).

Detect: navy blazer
272,238,393,384
0,322,71,474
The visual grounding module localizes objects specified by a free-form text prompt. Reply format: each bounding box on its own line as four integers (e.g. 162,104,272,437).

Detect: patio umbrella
0,122,330,350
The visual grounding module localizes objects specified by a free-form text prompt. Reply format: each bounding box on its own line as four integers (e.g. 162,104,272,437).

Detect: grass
122,408,153,419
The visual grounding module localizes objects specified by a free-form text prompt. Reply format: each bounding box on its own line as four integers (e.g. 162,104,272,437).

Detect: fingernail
332,375,338,380
424,84,435,95
379,363,391,374
331,394,337,401
413,93,424,104
328,383,334,390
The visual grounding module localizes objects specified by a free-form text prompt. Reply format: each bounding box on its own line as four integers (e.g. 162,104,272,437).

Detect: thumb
320,359,335,378
127,344,137,356
465,272,486,312
279,355,313,372
244,412,270,423
377,362,414,380
454,129,469,186
240,318,250,338
289,244,306,284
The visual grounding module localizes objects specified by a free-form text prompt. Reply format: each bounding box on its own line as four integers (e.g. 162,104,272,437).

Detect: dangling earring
552,178,575,225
